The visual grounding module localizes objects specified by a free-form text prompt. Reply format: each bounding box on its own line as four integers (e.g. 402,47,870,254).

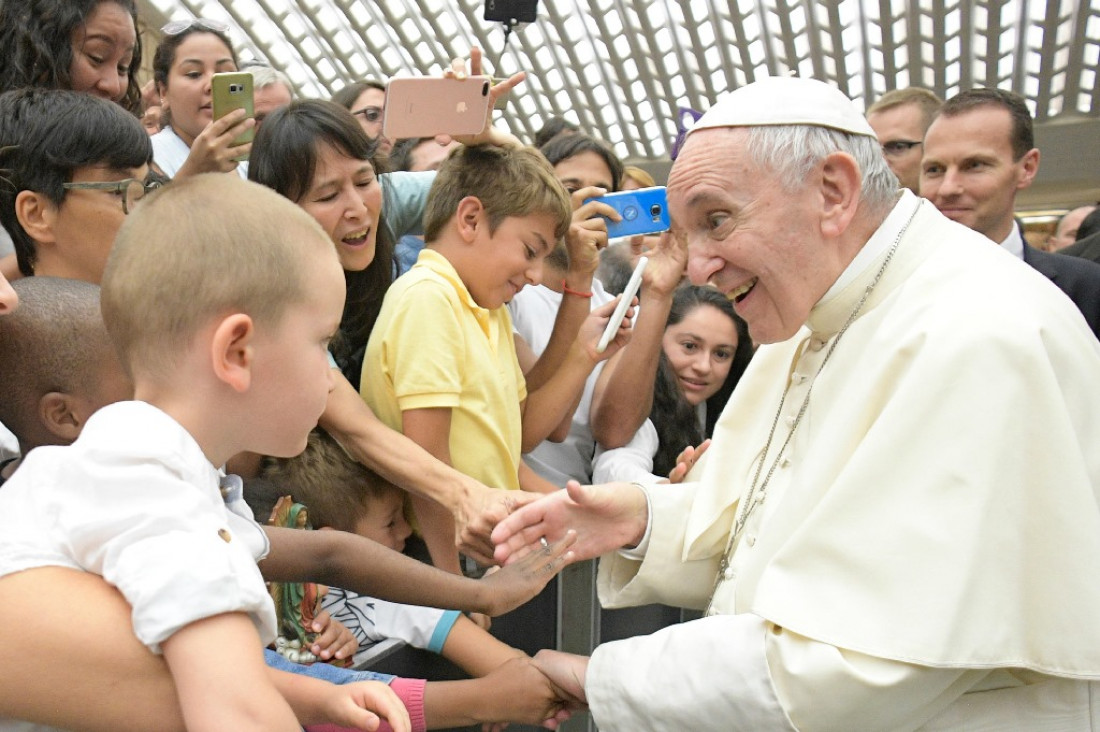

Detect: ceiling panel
139,0,1100,172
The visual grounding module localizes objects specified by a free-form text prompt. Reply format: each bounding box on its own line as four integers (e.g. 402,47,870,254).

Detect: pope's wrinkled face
670,128,842,344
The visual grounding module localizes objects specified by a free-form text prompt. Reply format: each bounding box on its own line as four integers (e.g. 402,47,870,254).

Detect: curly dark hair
650,285,754,477
0,0,143,114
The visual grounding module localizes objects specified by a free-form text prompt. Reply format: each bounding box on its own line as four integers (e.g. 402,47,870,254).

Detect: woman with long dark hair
593,284,753,483
249,98,420,384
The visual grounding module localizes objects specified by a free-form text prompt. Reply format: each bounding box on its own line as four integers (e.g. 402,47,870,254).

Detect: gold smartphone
382,76,492,140
211,71,254,161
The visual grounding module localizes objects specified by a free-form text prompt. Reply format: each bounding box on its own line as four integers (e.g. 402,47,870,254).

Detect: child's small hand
479,531,576,616
320,680,411,732
310,609,359,662
473,656,578,729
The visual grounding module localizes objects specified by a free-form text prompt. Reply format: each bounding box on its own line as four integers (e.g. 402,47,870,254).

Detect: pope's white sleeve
766,624,978,731
588,613,794,731
588,614,976,732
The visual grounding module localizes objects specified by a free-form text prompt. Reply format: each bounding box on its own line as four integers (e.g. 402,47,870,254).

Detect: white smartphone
597,256,648,354
382,76,492,139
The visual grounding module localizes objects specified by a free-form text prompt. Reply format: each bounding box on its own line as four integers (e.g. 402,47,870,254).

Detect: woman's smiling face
661,303,739,406
298,142,382,272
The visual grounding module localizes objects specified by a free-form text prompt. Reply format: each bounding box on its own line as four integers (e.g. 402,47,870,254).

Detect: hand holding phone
597,257,648,353
383,76,492,140
583,187,670,239
211,72,254,161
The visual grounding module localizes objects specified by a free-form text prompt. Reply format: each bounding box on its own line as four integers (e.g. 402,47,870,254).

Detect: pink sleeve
304,677,427,732
389,677,427,732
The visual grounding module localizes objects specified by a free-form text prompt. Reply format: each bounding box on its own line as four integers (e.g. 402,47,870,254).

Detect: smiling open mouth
342,229,369,246
728,277,758,303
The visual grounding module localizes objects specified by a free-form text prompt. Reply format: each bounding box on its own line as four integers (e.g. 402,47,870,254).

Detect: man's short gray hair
246,64,293,93
746,125,898,216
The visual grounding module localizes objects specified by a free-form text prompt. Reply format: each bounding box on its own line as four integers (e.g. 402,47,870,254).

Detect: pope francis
493,76,1100,731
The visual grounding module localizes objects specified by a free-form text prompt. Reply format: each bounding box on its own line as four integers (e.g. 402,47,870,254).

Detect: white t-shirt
321,587,461,666
508,280,615,485
0,400,275,653
150,125,249,180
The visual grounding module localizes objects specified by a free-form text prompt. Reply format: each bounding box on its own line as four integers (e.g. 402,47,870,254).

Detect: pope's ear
818,151,862,239
211,313,254,392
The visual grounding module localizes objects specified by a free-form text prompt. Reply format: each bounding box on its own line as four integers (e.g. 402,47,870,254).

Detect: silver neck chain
706,200,922,613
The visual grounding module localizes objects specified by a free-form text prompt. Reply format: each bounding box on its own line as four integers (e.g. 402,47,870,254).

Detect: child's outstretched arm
476,529,576,616
421,656,576,730
439,614,527,677
260,525,575,617
161,612,300,732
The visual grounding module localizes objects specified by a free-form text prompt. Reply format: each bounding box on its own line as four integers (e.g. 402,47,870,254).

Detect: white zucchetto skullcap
691,76,877,138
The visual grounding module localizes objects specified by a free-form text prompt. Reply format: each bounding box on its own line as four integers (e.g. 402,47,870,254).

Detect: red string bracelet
561,280,593,298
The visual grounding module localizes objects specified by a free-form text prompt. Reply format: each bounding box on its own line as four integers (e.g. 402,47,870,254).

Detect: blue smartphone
585,186,670,238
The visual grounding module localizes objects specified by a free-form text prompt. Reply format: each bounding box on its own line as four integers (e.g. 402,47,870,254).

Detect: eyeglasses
161,18,231,36
881,140,922,157
61,178,162,215
352,106,383,124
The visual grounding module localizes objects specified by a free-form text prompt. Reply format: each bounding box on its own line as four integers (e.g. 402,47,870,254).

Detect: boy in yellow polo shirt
362,145,622,575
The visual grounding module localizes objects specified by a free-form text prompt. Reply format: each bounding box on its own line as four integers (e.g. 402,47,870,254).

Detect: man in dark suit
920,88,1100,339
1059,226,1100,265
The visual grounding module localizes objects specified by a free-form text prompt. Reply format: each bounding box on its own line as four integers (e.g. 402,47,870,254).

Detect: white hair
245,64,293,93
746,125,898,216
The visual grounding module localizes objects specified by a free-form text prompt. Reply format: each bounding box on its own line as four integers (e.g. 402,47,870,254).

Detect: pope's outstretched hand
492,480,650,566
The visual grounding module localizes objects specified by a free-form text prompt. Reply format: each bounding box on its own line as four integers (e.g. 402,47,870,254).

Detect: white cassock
588,192,1100,731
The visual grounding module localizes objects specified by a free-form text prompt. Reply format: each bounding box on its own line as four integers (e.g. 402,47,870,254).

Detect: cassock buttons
746,535,756,547
723,566,735,580
784,414,796,426
780,456,791,468
791,372,806,384
809,337,827,351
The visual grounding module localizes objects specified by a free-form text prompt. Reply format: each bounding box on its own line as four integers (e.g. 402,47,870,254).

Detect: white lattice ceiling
137,0,1100,205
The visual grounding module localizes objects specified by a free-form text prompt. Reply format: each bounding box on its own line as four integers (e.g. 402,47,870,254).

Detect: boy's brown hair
260,428,397,533
100,174,331,381
422,144,572,245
